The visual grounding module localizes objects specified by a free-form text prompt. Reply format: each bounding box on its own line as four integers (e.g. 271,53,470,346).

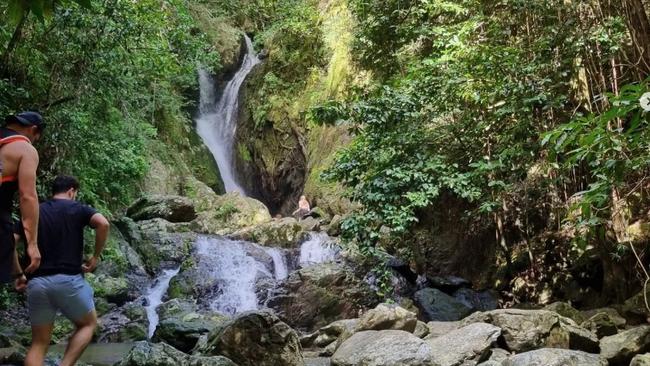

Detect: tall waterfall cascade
196,35,260,194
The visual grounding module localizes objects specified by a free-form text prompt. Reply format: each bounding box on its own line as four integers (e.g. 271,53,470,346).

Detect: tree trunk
0,11,28,77
622,0,650,78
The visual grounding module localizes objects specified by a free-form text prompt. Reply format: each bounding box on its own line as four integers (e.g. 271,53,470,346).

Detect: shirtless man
0,111,43,288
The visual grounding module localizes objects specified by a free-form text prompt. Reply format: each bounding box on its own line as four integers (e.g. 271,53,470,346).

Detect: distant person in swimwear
292,195,310,220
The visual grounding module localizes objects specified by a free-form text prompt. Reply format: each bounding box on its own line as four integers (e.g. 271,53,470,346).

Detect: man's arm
82,213,110,273
11,241,26,291
17,144,40,273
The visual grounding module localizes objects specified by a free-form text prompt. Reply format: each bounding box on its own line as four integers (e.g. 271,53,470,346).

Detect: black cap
5,111,45,131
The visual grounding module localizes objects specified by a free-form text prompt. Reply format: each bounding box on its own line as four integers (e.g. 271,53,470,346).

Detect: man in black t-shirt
14,175,110,366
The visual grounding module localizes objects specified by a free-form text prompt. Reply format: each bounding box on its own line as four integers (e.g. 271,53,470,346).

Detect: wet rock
452,288,499,312
127,195,197,223
414,288,473,321
461,309,599,353
153,299,228,353
600,325,650,365
230,217,307,248
269,262,379,330
187,180,272,235
428,275,471,293
632,354,650,366
298,217,320,232
127,218,196,273
199,311,304,366
544,302,586,324
356,303,417,333
501,348,607,366
97,301,148,342
114,341,236,366
427,322,501,366
331,330,436,366
424,321,461,340
86,273,130,306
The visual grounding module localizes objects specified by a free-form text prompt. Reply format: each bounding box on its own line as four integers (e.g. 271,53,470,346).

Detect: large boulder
127,195,197,223
97,302,148,342
427,322,501,366
424,321,461,340
581,311,624,338
461,309,599,353
414,288,473,321
122,218,196,273
331,330,436,366
544,302,586,324
356,303,418,333
186,179,272,235
153,299,228,353
115,341,236,366
229,217,307,248
600,325,650,365
199,311,304,366
500,348,607,366
269,262,379,330
632,354,650,366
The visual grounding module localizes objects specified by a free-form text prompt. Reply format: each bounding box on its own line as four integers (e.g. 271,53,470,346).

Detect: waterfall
144,267,180,339
196,35,260,194
299,232,339,267
196,236,273,315
265,247,289,280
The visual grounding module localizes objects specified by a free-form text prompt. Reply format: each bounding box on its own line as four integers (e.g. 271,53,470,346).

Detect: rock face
414,288,473,321
115,341,236,366
461,309,599,353
331,330,436,366
356,303,418,333
230,217,308,248
153,299,227,353
269,263,379,330
500,348,607,366
452,288,499,312
600,325,650,365
200,311,304,366
127,195,197,223
427,322,501,366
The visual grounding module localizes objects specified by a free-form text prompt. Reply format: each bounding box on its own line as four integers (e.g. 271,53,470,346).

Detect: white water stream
196,35,260,194
144,267,180,338
299,232,339,267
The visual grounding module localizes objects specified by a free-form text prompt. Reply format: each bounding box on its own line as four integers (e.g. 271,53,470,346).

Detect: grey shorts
26,274,95,326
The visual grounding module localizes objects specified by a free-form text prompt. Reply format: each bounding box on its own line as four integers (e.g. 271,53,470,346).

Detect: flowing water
144,267,180,338
196,35,260,194
299,232,339,267
265,247,289,280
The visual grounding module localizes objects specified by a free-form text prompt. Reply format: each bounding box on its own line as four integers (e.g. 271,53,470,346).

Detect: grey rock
501,348,606,366
357,303,417,333
461,309,598,353
600,325,650,365
543,302,586,324
414,288,473,321
428,276,471,293
424,321,461,340
127,195,197,223
453,288,499,312
331,330,436,366
631,353,650,366
427,322,501,366
199,311,304,366
414,321,430,338
114,341,236,366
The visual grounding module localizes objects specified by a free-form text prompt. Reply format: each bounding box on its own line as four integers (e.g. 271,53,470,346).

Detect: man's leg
24,323,54,366
60,310,97,366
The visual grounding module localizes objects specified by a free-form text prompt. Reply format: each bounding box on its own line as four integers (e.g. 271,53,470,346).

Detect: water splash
299,232,339,267
264,247,289,280
196,35,260,194
144,267,180,338
196,236,272,315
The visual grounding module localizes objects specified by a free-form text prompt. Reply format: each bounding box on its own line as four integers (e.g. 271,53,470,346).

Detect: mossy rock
86,273,130,306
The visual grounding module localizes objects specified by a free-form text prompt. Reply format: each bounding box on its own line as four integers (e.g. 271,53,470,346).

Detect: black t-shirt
16,199,97,278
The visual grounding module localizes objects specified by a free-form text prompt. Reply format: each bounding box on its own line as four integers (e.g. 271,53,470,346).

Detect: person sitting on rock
13,175,110,366
292,195,311,220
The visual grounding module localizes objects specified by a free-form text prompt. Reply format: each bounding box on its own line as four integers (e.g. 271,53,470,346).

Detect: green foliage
544,80,650,245
1,0,219,211
214,202,239,220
